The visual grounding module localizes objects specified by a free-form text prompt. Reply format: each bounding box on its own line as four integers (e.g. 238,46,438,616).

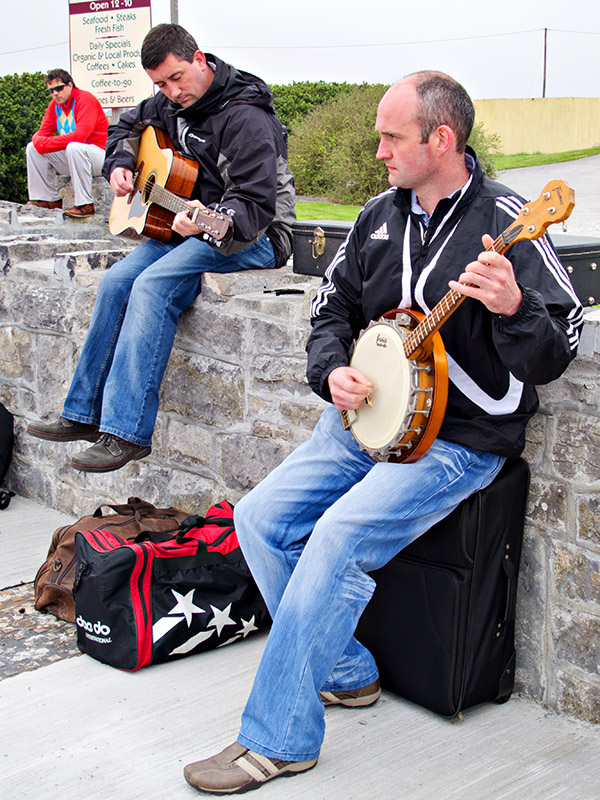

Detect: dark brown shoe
63,204,95,218
27,416,100,442
27,199,63,209
320,678,381,707
71,434,151,472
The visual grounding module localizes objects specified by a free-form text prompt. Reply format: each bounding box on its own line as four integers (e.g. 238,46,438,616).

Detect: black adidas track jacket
308,150,583,458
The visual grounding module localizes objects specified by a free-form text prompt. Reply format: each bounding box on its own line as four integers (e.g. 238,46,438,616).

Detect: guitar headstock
503,180,575,247
190,204,233,241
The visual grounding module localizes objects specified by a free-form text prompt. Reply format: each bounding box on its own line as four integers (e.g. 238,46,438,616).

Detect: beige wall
474,98,600,155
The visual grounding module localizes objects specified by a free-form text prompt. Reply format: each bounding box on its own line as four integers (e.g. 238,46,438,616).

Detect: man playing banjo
183,71,583,795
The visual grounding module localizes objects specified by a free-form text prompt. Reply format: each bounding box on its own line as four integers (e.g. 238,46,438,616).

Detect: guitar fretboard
135,176,189,215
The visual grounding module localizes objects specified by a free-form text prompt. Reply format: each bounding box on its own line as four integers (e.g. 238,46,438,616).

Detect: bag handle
92,496,185,521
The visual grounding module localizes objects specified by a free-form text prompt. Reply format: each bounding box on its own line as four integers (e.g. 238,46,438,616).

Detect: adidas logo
370,222,389,240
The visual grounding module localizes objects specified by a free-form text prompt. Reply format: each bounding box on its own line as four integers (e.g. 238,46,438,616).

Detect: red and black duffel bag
72,501,269,671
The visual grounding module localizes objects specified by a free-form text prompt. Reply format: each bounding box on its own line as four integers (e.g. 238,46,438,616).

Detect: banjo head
348,321,411,452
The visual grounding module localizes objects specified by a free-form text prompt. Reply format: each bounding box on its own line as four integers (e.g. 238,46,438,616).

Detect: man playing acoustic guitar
182,72,583,794
28,24,295,472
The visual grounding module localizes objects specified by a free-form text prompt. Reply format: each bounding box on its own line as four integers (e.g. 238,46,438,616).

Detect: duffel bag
72,500,270,671
34,497,190,622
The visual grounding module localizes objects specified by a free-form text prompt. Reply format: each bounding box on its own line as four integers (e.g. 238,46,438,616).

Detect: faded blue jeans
234,405,504,761
62,234,276,445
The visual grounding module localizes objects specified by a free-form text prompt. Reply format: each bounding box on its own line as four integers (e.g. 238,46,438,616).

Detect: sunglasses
48,84,66,94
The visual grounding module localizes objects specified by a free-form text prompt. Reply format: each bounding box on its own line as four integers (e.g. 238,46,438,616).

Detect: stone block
4,282,74,333
514,529,547,703
552,544,600,606
550,410,600,483
526,474,568,533
251,354,312,396
522,413,547,466
577,494,600,547
165,417,217,474
161,351,245,428
219,432,290,491
553,610,600,675
0,327,34,382
177,304,244,359
555,671,600,725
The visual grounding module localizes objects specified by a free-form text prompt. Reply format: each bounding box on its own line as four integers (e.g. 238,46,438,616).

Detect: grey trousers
26,141,105,206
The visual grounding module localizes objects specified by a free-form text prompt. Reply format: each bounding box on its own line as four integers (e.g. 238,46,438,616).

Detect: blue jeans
63,234,276,445
234,405,505,761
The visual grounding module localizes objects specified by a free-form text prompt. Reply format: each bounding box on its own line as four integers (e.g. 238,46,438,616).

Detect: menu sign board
69,0,153,109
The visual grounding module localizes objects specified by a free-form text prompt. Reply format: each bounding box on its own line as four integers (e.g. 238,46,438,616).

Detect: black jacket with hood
102,54,295,266
308,150,584,458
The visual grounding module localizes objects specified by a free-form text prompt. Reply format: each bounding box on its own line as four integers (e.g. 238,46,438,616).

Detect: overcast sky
0,0,598,99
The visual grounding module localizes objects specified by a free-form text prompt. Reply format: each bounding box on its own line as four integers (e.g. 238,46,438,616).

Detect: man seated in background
26,69,108,218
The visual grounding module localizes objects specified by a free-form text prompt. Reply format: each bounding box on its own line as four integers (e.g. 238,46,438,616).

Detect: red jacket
32,86,108,154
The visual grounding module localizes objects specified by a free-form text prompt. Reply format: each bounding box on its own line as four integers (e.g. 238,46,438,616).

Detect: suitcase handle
501,550,517,624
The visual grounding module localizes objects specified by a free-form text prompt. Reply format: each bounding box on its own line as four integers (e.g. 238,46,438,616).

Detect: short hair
406,71,475,153
46,69,74,87
141,24,199,70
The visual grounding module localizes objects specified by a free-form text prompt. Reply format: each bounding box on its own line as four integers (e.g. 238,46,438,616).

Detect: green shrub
0,72,50,203
289,84,389,204
271,81,356,134
288,85,502,205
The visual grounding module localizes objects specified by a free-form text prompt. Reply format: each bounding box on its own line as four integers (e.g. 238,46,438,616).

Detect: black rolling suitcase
355,457,530,718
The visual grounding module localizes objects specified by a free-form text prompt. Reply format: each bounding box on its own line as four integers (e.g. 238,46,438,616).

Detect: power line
0,41,68,57
204,28,600,50
1,27,599,59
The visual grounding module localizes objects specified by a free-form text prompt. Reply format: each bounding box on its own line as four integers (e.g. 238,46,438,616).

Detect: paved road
498,155,600,238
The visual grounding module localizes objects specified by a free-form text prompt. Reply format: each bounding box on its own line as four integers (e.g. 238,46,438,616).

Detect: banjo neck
403,233,505,358
403,178,575,358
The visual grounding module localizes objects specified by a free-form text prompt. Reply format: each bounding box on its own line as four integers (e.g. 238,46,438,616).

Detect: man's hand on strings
448,233,523,316
110,168,134,197
328,366,374,410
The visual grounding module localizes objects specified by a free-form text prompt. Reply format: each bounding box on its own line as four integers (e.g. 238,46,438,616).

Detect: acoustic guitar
109,126,231,244
341,179,575,463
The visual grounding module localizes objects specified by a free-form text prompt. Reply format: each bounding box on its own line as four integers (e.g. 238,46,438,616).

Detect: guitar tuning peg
562,221,568,232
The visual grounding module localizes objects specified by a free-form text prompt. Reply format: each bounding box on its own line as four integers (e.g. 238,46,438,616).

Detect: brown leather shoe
184,742,318,795
27,199,63,209
63,204,95,218
27,416,100,442
71,433,151,472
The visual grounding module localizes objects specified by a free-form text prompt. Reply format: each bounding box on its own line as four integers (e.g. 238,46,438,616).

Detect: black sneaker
27,416,100,442
71,434,151,473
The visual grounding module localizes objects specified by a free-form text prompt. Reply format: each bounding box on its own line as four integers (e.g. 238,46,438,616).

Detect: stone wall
0,204,598,723
518,308,600,723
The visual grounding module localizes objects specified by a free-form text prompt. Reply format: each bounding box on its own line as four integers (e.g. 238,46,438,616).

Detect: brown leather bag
34,497,190,623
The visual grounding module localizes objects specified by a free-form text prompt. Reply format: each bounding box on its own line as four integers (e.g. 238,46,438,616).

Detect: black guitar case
355,457,530,718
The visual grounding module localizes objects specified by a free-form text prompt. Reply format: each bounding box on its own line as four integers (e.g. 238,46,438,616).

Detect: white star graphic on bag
207,603,237,636
169,588,205,626
239,615,259,637
152,589,205,643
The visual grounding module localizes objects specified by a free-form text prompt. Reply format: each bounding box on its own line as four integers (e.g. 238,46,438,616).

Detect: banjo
341,179,575,464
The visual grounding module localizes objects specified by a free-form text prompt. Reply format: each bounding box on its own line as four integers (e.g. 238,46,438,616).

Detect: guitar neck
135,175,189,216
403,232,506,358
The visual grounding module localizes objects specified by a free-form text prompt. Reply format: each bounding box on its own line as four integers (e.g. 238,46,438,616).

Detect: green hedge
0,72,50,203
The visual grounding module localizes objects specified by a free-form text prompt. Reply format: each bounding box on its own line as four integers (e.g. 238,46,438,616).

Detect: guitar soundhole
141,173,156,204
